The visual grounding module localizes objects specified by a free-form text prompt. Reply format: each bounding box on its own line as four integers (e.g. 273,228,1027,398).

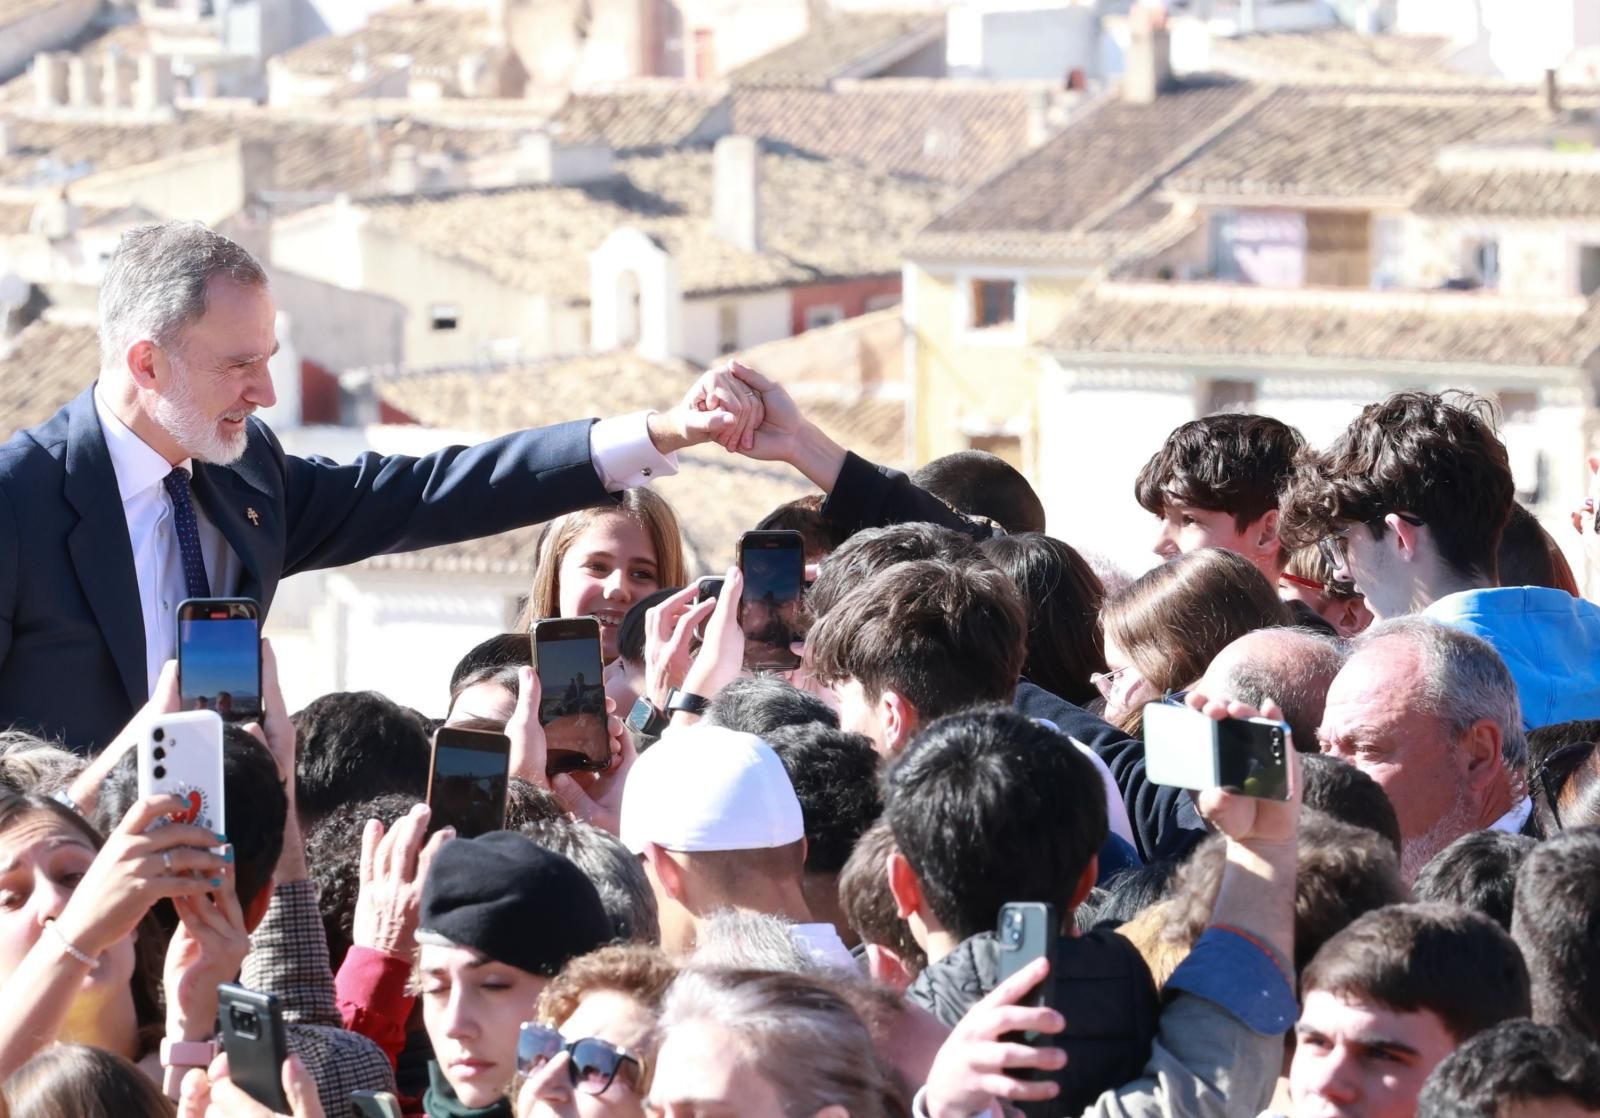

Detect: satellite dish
0,273,29,309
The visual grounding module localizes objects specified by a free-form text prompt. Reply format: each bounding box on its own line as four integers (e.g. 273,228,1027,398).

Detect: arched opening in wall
616,268,642,348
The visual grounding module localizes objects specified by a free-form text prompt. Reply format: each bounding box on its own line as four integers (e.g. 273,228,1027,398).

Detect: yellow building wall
907,264,1087,476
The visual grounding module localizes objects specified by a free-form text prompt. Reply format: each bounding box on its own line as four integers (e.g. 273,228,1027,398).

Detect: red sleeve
335,945,416,1070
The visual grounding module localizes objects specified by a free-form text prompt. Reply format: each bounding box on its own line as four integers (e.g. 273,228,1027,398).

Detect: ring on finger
162,851,174,873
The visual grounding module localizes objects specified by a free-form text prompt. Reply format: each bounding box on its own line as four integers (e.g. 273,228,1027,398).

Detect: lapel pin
246,508,260,526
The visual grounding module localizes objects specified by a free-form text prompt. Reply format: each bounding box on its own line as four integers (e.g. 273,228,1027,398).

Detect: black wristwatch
625,696,670,738
665,687,711,716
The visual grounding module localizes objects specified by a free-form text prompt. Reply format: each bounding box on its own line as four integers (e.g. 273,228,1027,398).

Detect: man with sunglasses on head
1280,390,1600,731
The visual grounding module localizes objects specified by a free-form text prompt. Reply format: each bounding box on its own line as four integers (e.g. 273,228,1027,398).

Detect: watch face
625,696,659,734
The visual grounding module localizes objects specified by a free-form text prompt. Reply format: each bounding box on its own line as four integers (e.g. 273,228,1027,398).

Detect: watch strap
665,687,710,715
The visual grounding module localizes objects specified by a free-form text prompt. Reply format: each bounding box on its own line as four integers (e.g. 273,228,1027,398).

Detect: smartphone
351,1092,404,1118
996,902,1060,1035
694,575,724,604
738,530,805,671
177,598,262,723
1142,701,1291,801
530,617,609,776
217,984,291,1112
138,710,225,834
426,726,511,838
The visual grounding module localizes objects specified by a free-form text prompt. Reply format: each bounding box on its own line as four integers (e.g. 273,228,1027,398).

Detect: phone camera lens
152,747,166,761
152,765,166,780
152,728,164,743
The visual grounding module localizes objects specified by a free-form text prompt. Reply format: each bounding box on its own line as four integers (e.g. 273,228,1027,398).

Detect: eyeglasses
1316,513,1425,579
517,1023,646,1096
1533,741,1595,832
1091,665,1140,702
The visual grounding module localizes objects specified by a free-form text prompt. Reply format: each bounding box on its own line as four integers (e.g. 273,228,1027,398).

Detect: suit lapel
191,463,272,607
61,388,148,710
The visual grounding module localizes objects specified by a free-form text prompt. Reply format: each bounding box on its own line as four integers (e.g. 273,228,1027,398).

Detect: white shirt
1488,796,1534,836
92,393,677,696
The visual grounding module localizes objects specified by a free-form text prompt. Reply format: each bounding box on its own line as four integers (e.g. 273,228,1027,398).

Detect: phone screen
178,600,261,722
1216,718,1290,801
739,531,804,671
427,728,510,838
533,622,609,775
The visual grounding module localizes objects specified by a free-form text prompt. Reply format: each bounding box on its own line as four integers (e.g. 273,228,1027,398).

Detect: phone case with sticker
138,710,226,834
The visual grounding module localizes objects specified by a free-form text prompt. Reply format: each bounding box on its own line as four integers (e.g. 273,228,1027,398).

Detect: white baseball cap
619,725,805,855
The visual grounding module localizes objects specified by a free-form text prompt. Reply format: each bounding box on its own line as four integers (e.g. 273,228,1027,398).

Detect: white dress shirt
1488,796,1534,836
91,394,676,697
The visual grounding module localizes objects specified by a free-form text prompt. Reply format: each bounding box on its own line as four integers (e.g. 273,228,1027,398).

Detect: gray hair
518,818,659,945
98,221,268,376
1204,626,1348,751
0,732,84,797
690,910,816,973
658,968,905,1118
1357,617,1527,770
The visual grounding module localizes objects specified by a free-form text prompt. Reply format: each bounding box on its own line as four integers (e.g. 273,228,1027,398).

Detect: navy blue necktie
162,467,211,599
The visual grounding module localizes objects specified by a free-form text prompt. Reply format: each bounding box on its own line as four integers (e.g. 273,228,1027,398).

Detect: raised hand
551,696,635,836
1183,691,1302,846
180,1053,326,1118
353,802,451,960
504,666,549,788
678,567,746,706
647,367,765,454
643,584,717,709
165,871,251,1041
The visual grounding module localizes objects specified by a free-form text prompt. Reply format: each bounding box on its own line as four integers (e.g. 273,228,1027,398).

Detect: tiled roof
1044,283,1600,369
272,5,491,78
548,86,726,151
913,77,1260,260
1411,168,1600,218
729,81,1065,185
356,145,953,299
729,11,944,88
1162,86,1589,203
0,316,97,438
1207,29,1466,85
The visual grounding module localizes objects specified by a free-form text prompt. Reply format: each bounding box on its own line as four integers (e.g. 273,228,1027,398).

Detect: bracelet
44,920,97,967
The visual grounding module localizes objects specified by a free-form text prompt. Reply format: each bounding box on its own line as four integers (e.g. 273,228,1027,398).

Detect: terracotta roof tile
548,86,726,150
1208,29,1467,85
1411,168,1600,218
273,6,491,78
1044,283,1600,368
0,317,97,438
729,81,1066,185
729,11,944,88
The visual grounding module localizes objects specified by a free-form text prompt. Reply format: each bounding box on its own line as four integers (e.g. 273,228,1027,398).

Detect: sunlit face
646,1018,788,1118
1152,504,1254,563
521,989,656,1118
1328,524,1413,623
557,516,661,662
1291,989,1459,1118
420,942,549,1108
152,277,278,465
1099,635,1158,725
0,814,135,998
831,677,888,756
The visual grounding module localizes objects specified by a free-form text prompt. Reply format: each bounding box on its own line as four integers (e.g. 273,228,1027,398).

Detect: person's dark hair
448,634,533,699
220,725,288,912
910,451,1046,535
1535,743,1600,833
978,533,1108,707
755,493,850,560
292,691,431,826
305,792,421,969
1135,413,1304,532
704,677,839,737
1499,502,1580,595
1512,827,1600,1042
884,706,1107,941
1414,831,1537,932
1279,391,1516,583
518,817,660,944
1074,860,1181,931
618,587,682,669
1301,902,1531,1042
4,1043,174,1118
1415,1020,1600,1118
838,820,926,974
809,559,1026,724
807,523,983,622
764,724,882,875
1300,753,1402,857
503,777,566,829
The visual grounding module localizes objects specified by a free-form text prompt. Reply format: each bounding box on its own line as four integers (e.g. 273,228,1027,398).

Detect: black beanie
418,831,612,976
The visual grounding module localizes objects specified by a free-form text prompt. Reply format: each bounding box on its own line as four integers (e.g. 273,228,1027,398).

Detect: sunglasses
517,1022,646,1096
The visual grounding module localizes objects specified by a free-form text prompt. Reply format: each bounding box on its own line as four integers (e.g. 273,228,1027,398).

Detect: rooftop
353,144,953,300
271,5,492,79
1411,167,1600,219
546,85,727,150
0,316,98,438
0,0,58,29
728,80,1068,185
729,10,944,88
1206,28,1467,85
1044,283,1600,370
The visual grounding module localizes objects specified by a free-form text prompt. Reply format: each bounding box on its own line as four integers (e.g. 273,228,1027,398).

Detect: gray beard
152,356,249,465
1400,780,1478,884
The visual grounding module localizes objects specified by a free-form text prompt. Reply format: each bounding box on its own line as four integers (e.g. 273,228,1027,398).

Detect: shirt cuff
1165,926,1298,1036
589,412,678,491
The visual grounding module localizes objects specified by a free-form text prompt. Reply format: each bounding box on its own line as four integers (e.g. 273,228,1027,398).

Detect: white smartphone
1142,701,1291,801
138,710,226,834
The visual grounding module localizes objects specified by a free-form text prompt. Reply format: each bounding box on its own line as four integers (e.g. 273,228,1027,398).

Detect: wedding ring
162,851,174,873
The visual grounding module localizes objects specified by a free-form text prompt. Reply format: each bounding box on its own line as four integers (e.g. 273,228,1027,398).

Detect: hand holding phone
138,710,226,835
178,599,262,723
217,984,291,1112
530,618,610,776
352,1091,405,1118
738,530,804,671
427,727,511,838
1142,701,1290,802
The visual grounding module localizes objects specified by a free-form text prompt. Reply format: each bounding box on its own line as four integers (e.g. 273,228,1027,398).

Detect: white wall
681,290,791,366
947,3,1099,81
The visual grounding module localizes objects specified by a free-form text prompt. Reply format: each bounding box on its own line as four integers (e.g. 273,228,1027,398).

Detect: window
1580,245,1600,297
1201,378,1257,416
970,279,1016,329
429,303,459,331
803,304,844,330
717,303,738,355
1471,240,1500,289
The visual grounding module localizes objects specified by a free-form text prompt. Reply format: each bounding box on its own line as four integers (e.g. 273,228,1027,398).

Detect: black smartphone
217,983,290,1112
426,726,511,838
530,617,609,776
351,1091,404,1118
694,576,724,604
996,902,1063,1113
177,598,262,723
1143,702,1291,801
738,530,804,671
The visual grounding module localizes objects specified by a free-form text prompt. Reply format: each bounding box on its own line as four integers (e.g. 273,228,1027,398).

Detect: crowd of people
0,223,1599,1118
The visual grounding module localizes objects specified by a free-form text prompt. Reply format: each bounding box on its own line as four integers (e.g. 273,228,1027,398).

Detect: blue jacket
1424,586,1600,730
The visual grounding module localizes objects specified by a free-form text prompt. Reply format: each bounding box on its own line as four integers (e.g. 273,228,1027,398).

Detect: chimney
1124,5,1172,105
0,121,10,158
1545,68,1561,115
713,135,761,254
101,53,136,109
1026,89,1053,148
66,56,101,107
135,54,174,112
33,52,68,108
515,133,615,185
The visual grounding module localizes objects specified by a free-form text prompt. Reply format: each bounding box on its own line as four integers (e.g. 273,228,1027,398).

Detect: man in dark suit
0,222,760,751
